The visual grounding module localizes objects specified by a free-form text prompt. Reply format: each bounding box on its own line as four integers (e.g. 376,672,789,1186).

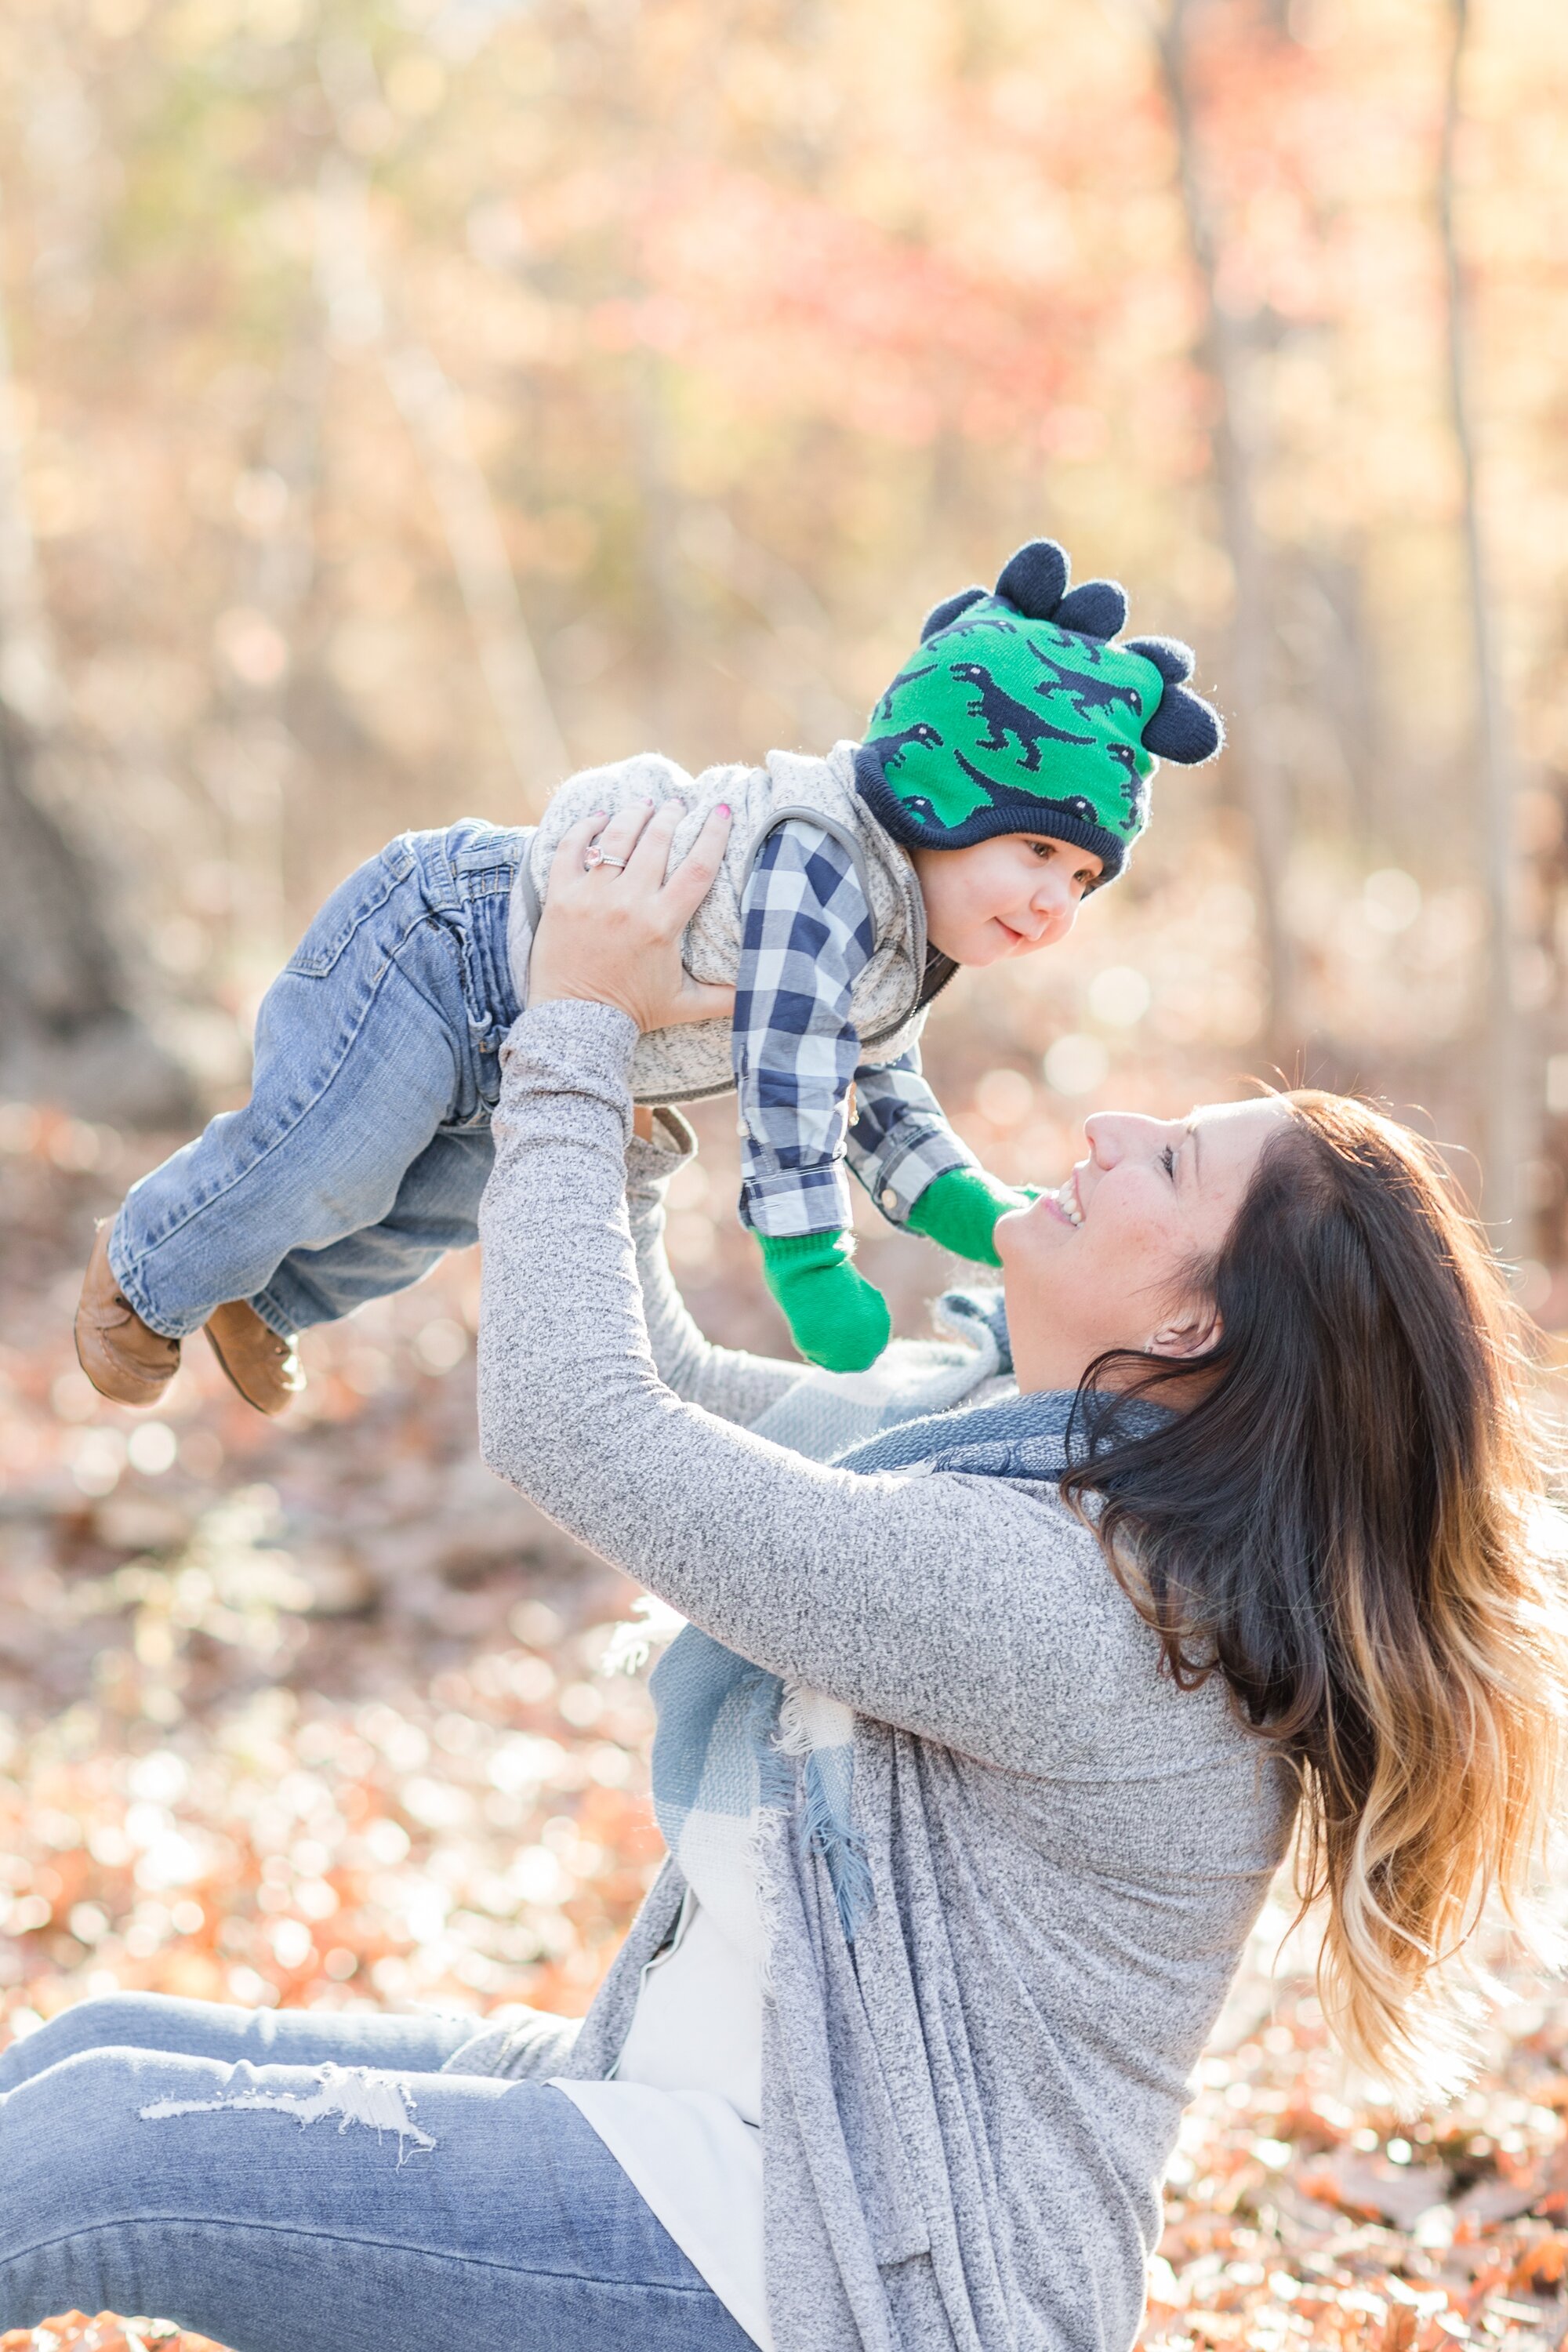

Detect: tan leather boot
74,1221,182,1407
205,1300,304,1416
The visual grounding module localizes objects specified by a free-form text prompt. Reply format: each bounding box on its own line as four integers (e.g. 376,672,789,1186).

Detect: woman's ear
1148,1303,1221,1359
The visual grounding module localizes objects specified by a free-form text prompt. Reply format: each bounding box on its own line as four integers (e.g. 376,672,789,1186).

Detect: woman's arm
478,999,1122,1776
626,1109,805,1428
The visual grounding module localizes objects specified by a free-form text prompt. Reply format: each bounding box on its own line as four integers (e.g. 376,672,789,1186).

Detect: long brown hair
1062,1091,1568,2089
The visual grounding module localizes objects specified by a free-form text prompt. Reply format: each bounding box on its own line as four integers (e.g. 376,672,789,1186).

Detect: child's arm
848,1051,1035,1268
735,822,891,1372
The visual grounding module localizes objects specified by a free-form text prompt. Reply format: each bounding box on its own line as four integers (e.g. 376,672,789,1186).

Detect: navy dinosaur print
952,751,1104,832
1026,642,1144,724
1042,620,1108,666
871,721,945,767
896,794,943,829
1105,741,1148,833
871,662,938,725
933,608,1020,644
949,662,1094,772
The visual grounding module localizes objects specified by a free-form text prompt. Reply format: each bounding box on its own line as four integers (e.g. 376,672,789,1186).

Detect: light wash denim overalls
111,820,525,1340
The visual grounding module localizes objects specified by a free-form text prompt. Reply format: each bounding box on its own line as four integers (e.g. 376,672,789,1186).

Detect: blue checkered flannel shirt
732,820,977,1240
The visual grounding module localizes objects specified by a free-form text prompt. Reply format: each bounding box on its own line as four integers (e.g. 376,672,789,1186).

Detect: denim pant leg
260,822,521,1330
261,1123,494,1332
111,837,496,1341
0,1991,478,2093
0,2001,753,2352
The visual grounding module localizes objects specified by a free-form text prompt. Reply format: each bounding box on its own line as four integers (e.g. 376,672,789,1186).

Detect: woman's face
996,1098,1293,1394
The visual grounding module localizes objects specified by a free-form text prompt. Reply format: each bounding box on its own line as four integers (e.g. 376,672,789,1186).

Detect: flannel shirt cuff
739,1160,855,1239
849,1118,976,1229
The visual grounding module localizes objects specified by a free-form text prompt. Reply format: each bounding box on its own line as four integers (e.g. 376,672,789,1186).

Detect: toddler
75,538,1221,1411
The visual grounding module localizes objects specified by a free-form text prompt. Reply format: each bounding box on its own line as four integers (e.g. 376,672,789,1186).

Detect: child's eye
1160,1144,1177,1180
1029,840,1054,861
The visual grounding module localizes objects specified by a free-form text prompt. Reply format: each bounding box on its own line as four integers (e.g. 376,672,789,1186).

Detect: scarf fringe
602,1593,688,1676
800,1752,876,1943
776,1684,815,1758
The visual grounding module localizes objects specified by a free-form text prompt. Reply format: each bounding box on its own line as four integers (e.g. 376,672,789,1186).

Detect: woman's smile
1040,1171,1084,1228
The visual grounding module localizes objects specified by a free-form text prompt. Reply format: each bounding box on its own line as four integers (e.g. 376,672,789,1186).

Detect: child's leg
260,1123,494,1334
110,833,503,1340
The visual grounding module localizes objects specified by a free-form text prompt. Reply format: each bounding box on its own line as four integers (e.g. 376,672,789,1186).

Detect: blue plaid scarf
644,1293,1138,1953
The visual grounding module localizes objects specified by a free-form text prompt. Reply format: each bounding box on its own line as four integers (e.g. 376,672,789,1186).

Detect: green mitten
906,1166,1036,1269
757,1230,892,1373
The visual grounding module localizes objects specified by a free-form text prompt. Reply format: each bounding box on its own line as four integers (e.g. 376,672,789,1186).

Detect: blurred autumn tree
0,0,1566,1280
10,18,1568,2347
0,273,192,1121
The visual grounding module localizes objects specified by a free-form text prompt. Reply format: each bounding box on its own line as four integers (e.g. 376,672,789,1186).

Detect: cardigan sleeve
477,1000,1130,1777
624,1108,806,1428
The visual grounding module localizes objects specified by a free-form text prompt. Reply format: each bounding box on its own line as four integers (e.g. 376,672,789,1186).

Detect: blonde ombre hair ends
1063,1091,1568,2092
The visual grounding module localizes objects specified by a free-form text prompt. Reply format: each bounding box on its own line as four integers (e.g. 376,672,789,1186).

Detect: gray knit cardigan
473,1000,1298,2352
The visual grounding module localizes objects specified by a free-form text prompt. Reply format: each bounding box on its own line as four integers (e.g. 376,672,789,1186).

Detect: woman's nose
1084,1112,1157,1169
1083,1112,1119,1167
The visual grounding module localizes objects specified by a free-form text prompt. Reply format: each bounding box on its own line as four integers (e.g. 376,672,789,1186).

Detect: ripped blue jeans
0,1994,752,2352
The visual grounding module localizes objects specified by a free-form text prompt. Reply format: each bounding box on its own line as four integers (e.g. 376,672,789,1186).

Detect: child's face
912,834,1104,967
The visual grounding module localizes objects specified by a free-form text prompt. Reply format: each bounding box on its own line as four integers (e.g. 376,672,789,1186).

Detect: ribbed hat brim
855,746,1130,884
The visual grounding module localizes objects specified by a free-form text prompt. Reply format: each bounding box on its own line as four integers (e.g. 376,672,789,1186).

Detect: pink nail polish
717,804,731,816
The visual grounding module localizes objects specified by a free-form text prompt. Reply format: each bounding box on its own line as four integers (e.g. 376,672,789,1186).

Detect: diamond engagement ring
584,846,628,871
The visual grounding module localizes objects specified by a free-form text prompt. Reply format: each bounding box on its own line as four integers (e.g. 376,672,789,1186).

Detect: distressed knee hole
139,2061,437,2166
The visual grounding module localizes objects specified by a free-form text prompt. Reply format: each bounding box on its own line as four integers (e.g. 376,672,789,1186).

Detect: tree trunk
0,714,194,1122
1438,0,1528,1250
1157,0,1297,1074
314,128,569,816
0,204,192,1126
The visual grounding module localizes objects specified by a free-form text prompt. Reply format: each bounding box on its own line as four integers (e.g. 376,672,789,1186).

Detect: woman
2,800,1562,2352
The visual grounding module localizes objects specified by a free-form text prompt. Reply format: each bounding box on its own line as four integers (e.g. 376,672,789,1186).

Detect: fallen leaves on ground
0,2320,223,2351
5,1123,1568,2350
1142,1965,1568,2350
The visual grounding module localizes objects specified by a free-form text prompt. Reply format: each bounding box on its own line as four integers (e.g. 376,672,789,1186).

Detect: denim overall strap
408,819,527,1065
449,822,526,1032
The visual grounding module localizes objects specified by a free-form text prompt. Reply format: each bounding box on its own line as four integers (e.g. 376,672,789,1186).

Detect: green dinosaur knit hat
855,539,1224,884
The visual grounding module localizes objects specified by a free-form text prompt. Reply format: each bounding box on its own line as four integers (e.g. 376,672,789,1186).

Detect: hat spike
994,539,1069,620
1142,684,1224,764
1054,579,1127,639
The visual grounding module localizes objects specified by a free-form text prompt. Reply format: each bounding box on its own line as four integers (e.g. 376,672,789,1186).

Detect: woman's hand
528,798,735,1033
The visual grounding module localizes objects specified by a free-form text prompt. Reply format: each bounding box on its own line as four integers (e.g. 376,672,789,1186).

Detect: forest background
5,0,1568,2347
